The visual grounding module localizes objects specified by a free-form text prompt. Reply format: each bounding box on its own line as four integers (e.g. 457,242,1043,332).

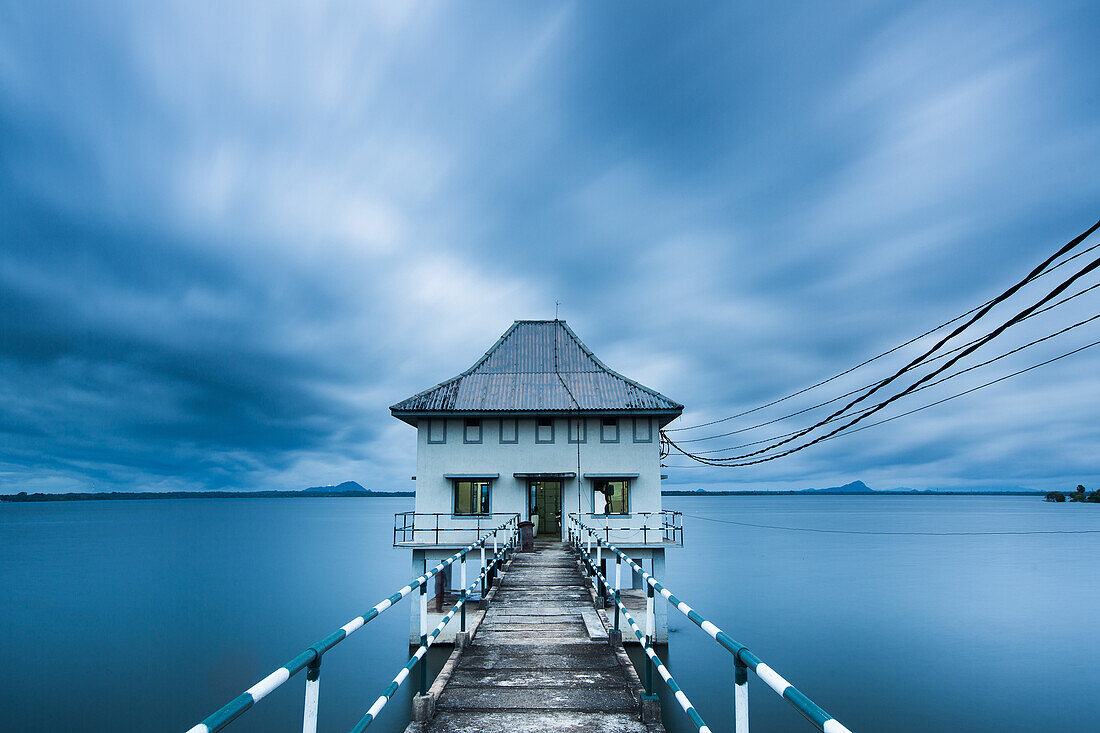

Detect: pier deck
412,540,662,733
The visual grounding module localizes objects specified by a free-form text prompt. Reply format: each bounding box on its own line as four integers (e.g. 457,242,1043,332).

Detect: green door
528,481,562,538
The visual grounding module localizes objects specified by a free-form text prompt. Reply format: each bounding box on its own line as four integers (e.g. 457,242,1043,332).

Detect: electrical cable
677,278,1100,442
668,249,1100,466
665,335,1100,466
667,221,1100,432
689,311,1100,454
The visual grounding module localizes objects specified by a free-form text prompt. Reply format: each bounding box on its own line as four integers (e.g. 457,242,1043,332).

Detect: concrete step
448,669,628,688
473,630,590,644
425,711,652,733
457,652,623,672
436,686,637,712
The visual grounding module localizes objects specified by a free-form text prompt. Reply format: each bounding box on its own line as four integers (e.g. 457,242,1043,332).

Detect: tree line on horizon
1045,485,1099,502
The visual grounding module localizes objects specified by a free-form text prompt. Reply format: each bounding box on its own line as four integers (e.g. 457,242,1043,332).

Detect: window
600,418,619,443
536,417,554,443
454,480,490,515
593,479,629,515
464,418,482,444
427,419,446,444
499,418,518,444
633,418,653,443
568,418,586,444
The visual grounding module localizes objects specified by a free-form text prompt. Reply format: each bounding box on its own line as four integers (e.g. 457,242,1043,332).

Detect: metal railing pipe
302,658,321,733
734,656,749,733
185,518,516,733
575,521,852,733
350,526,516,732
582,553,712,733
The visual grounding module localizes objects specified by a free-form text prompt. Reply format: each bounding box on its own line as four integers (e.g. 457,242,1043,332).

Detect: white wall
411,415,664,533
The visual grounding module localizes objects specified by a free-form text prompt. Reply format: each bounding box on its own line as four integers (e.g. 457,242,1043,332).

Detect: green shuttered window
454,480,491,515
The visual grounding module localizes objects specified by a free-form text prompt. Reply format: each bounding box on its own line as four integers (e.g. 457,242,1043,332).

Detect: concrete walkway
411,540,663,733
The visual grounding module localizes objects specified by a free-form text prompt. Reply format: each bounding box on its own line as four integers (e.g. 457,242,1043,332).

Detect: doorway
528,480,562,539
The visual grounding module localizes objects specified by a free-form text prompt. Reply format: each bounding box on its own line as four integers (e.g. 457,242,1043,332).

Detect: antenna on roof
555,301,561,320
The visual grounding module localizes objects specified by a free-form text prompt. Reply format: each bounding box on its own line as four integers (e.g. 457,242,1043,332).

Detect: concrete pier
406,540,664,733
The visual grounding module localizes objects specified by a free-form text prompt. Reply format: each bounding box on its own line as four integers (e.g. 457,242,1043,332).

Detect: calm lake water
2,495,1098,732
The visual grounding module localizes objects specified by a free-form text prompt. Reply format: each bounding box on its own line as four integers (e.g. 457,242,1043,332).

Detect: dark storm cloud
1,0,1098,492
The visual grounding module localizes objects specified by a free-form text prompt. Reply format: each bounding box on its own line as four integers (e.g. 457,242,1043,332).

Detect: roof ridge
389,320,684,416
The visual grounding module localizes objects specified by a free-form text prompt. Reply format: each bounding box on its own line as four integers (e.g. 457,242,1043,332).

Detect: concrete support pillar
410,550,426,644
411,692,435,722
652,550,668,643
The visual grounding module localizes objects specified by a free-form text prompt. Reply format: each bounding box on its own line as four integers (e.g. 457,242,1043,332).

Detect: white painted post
460,551,468,631
734,658,749,733
480,542,487,596
302,660,320,733
645,584,655,643
418,582,428,694
613,553,622,631
595,540,603,599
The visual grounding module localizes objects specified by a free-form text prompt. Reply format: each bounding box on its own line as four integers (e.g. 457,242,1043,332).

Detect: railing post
460,551,467,631
598,539,607,603
734,655,749,733
645,580,654,696
419,582,428,694
480,542,487,598
302,656,321,733
614,553,622,632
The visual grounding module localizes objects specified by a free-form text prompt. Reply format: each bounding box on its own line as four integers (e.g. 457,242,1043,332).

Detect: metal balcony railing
393,512,522,546
567,509,683,546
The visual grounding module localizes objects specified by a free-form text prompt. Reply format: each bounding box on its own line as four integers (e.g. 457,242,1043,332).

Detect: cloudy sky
1,1,1098,493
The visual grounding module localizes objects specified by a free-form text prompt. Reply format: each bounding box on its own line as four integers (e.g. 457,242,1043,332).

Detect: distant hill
662,479,1045,496
0,481,414,502
799,480,874,494
304,481,369,494
662,480,875,496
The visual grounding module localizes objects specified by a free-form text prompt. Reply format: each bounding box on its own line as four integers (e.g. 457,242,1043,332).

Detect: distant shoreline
1,489,1049,503
0,489,415,502
661,490,1046,496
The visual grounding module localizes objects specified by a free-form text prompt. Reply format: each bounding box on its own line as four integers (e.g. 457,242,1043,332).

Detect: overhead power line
670,248,1100,466
667,221,1100,433
675,280,1100,445
665,335,1100,467
689,314,1100,455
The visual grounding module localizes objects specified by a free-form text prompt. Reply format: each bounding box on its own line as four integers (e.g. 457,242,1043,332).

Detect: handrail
185,516,519,733
571,516,853,733
579,549,712,733
568,510,683,545
348,535,512,732
394,512,522,546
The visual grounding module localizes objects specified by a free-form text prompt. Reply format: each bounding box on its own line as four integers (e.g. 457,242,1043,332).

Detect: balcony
568,510,683,547
393,512,520,547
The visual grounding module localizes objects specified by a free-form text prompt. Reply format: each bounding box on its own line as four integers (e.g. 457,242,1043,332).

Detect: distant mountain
1,480,415,502
304,481,368,494
798,480,874,494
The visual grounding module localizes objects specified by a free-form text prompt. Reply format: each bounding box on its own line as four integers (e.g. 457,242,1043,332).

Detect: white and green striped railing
580,548,713,732
185,515,519,733
570,516,853,733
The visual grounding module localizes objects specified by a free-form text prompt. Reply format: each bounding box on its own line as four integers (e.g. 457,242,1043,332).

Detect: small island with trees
1045,485,1100,503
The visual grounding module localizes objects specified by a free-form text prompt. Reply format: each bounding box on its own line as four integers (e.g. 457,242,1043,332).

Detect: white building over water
391,319,683,641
